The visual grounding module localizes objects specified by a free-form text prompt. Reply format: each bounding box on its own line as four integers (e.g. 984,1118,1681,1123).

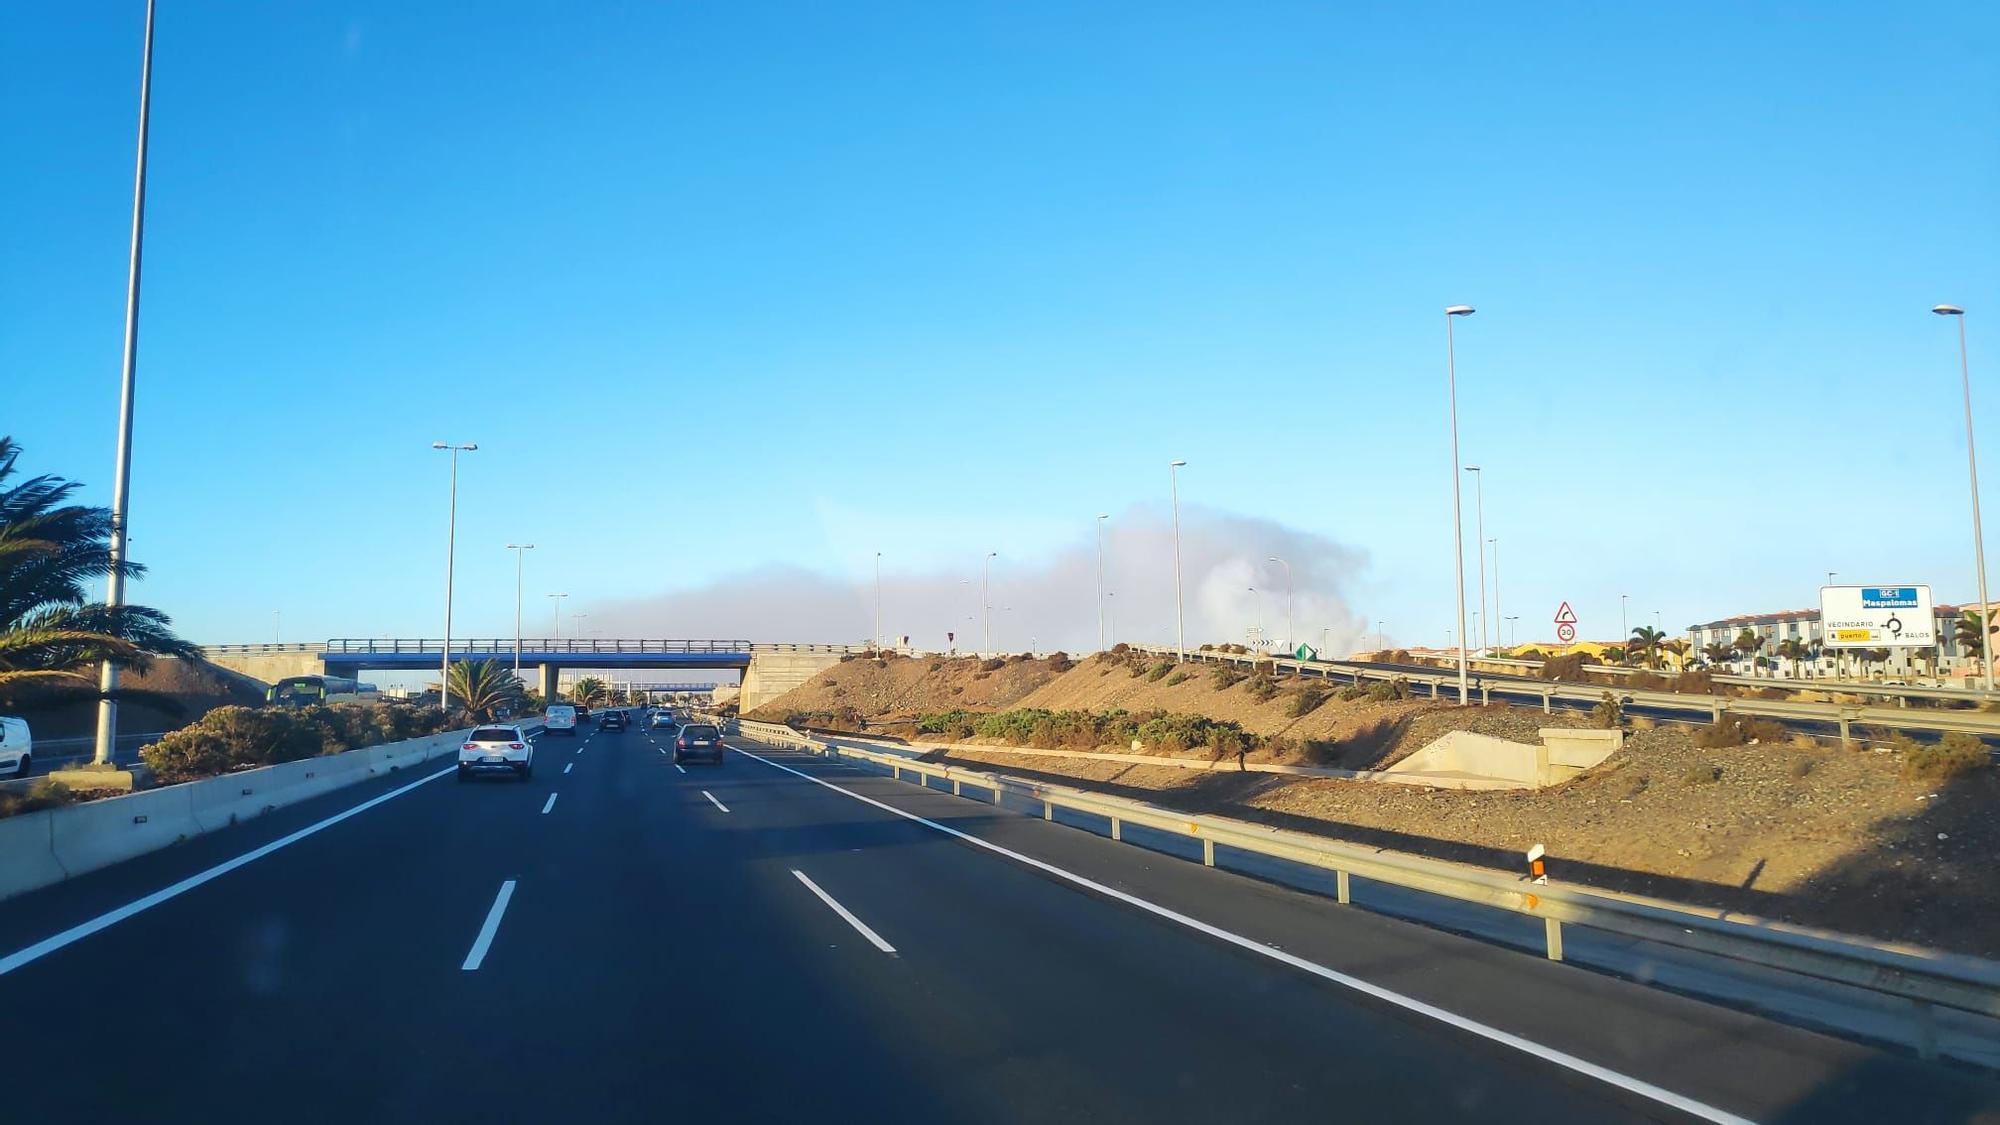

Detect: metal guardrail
735,719,2000,1061
1383,652,1997,707
1132,645,2000,743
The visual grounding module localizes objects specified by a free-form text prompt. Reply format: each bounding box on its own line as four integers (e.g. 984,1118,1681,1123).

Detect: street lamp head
1098,513,1109,520
1934,304,1966,316
1445,305,1475,317
431,441,448,449
1463,465,1480,473
1170,459,1187,468
462,442,478,451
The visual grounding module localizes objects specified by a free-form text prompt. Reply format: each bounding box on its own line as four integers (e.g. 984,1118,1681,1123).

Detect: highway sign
1553,602,1577,625
1556,623,1576,643
1820,585,1936,648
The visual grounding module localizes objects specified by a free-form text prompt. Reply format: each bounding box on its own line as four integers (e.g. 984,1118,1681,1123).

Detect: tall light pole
272,610,281,644
91,0,159,767
1267,556,1293,655
1827,571,1837,588
1247,586,1261,648
432,441,478,713
507,543,535,671
1444,305,1475,704
1106,591,1117,645
1505,615,1520,646
1936,305,1994,691
548,592,568,638
1621,594,1629,649
874,551,883,650
1489,537,1500,650
1170,460,1188,662
982,552,997,653
1464,465,1488,652
1096,514,1110,651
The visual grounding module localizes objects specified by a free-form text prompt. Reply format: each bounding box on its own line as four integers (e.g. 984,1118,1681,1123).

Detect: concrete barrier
1539,728,1623,782
0,808,67,900
48,786,199,879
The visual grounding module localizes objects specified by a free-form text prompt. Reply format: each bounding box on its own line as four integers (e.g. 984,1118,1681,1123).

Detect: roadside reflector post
1526,843,1562,961
1712,699,1726,724
952,777,961,797
1336,869,1351,904
1110,815,1121,841
1542,689,1552,715
1203,836,1215,866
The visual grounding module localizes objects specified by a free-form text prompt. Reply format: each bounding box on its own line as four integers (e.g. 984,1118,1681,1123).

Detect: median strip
792,869,896,953
461,879,517,971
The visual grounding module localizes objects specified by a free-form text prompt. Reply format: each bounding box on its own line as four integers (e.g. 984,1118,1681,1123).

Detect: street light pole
548,592,568,638
1170,460,1188,662
1096,514,1109,651
1489,537,1500,650
874,551,882,650
1444,305,1475,704
91,0,159,767
1464,466,1487,652
1936,305,1994,691
1247,586,1260,648
1621,594,1629,652
507,543,535,671
983,552,997,653
1107,592,1116,645
1267,556,1293,655
432,442,477,713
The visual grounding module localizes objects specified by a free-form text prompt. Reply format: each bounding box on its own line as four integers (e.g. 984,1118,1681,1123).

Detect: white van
545,704,578,736
0,716,32,777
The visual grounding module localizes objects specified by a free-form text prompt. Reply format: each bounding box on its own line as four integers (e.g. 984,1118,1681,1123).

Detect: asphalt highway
1,723,1996,1123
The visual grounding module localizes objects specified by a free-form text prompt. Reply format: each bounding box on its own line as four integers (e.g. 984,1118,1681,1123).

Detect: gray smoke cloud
586,505,1372,656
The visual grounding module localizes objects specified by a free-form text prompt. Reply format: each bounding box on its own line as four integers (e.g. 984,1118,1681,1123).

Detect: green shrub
1046,651,1074,672
1128,661,1150,678
1110,643,1130,654
1210,666,1246,690
1539,653,1586,681
1147,662,1173,682
1288,684,1332,717
1245,674,1280,703
138,702,449,786
979,657,1006,672
0,779,76,819
1902,732,1992,780
1591,692,1623,729
1692,716,1791,748
1682,763,1723,784
1165,671,1190,686
1337,685,1365,702
1364,678,1406,703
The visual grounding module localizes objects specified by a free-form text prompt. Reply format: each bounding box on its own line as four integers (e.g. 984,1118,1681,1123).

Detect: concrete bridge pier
537,664,560,702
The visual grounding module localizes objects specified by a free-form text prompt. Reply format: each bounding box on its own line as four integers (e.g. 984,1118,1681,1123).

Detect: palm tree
1599,645,1626,666
446,658,525,721
1660,638,1690,671
1701,642,1733,669
0,436,197,708
1733,628,1765,676
1628,626,1666,669
568,676,609,706
1775,638,1809,678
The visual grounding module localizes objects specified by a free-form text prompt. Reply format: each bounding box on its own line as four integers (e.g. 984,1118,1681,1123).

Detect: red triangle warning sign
1553,601,1578,625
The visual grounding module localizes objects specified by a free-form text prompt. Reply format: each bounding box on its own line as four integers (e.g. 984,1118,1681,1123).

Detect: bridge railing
207,639,866,657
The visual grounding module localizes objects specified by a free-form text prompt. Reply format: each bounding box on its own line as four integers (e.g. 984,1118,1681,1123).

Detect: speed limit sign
1553,602,1578,645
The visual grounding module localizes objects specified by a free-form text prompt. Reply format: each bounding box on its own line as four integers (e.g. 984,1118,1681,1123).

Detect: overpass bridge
201,639,853,711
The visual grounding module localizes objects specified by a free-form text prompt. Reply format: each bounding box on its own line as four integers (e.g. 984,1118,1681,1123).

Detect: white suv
0,717,31,778
457,724,534,782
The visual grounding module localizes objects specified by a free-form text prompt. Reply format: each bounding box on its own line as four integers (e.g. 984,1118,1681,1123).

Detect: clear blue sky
4,1,1996,651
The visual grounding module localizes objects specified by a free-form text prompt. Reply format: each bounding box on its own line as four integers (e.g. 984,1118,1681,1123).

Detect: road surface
1,724,1995,1123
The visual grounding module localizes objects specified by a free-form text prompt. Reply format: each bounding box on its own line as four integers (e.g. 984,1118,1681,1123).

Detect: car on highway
649,711,676,731
597,710,627,731
0,716,31,778
545,704,579,736
674,723,724,765
457,724,534,782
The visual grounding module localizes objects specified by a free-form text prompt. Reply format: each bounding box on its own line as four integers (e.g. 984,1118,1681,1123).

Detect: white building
1685,603,1984,680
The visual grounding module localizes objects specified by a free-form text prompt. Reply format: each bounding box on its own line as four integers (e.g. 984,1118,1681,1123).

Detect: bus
266,675,381,707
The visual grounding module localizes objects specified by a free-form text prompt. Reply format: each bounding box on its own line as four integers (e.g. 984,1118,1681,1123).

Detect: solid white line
541,793,558,815
730,746,1752,1125
0,764,457,978
674,763,687,774
563,763,573,775
461,880,517,971
792,869,896,953
701,789,729,813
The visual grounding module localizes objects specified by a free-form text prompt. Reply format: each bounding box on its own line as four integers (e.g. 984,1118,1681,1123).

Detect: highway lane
1,722,1996,1122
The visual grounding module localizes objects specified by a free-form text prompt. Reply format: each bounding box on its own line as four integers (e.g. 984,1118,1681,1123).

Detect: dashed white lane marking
792,869,896,953
675,763,687,774
461,879,518,971
701,790,729,813
563,763,574,775
541,793,558,815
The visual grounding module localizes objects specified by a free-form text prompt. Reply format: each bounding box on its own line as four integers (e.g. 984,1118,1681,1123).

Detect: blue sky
4,1,1997,653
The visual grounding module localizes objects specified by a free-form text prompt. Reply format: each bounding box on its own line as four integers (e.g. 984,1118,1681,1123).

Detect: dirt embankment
15,657,269,740
745,652,1062,725
751,649,2000,954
